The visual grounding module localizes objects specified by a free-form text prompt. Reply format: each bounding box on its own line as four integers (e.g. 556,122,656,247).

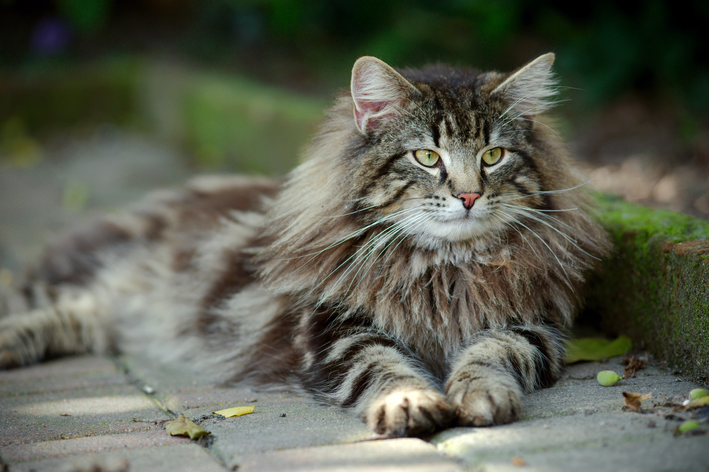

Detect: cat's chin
413,215,505,247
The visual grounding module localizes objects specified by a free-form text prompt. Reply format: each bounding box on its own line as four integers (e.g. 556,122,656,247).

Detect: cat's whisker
321,211,418,296
279,207,422,264
496,209,574,288
356,212,430,284
505,181,592,202
505,205,601,261
340,211,429,296
501,204,576,232
490,212,543,263
501,204,601,262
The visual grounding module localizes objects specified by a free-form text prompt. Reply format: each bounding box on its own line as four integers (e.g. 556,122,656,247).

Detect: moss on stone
582,195,709,382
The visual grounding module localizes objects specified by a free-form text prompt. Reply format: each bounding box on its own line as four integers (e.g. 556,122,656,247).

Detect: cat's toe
447,379,522,426
367,389,453,438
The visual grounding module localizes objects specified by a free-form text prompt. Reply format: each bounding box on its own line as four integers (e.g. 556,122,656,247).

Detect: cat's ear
351,56,418,133
491,53,558,117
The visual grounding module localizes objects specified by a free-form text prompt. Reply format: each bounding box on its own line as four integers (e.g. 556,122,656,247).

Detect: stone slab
237,438,464,472
0,384,170,446
1,429,190,464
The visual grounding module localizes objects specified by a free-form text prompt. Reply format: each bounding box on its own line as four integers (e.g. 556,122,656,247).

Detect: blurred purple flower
30,18,72,55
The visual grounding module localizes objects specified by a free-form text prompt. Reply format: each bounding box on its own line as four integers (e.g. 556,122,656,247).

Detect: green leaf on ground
214,405,255,418
564,335,632,364
166,414,210,440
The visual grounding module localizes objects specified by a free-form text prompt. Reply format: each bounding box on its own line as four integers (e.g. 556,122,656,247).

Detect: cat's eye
414,149,440,167
482,147,504,166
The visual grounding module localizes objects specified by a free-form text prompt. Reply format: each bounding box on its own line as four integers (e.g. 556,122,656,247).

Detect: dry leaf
166,414,210,439
622,356,646,378
623,392,652,412
214,405,255,418
511,456,526,466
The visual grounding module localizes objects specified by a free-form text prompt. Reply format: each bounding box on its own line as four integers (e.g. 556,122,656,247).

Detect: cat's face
350,55,558,247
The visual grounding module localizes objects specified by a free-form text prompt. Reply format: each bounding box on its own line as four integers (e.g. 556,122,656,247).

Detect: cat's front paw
367,389,453,438
446,376,522,426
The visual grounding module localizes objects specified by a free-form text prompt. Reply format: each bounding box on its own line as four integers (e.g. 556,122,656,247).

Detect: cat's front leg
297,312,453,437
446,326,564,426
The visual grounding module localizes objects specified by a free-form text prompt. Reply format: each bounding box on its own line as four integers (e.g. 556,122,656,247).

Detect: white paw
447,376,522,426
367,389,453,437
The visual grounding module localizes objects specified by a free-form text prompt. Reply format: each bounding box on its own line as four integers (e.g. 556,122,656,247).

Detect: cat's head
343,53,575,247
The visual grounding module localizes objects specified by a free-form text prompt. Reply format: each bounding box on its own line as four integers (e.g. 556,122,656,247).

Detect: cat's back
33,174,280,289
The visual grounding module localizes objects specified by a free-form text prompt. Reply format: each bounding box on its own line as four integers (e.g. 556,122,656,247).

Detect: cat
0,53,610,438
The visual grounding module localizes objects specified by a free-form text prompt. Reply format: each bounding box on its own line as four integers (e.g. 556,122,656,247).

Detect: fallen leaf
623,392,652,412
564,336,632,364
622,356,646,378
166,414,210,439
214,405,255,418
686,396,709,409
511,456,526,466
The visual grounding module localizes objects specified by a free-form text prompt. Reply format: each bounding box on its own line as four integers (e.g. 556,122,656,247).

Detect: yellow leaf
166,414,210,439
214,405,255,418
564,336,632,364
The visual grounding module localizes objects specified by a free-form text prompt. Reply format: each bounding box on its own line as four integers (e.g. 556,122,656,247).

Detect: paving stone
120,353,374,468
1,429,190,464
9,443,226,472
0,384,171,446
204,395,373,469
435,422,708,472
237,438,464,472
0,356,126,397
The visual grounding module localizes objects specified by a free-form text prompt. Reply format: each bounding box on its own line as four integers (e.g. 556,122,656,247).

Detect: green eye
482,147,504,166
414,149,440,167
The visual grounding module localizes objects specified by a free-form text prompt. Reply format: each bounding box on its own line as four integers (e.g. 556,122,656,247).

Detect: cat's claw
367,389,453,438
447,378,522,426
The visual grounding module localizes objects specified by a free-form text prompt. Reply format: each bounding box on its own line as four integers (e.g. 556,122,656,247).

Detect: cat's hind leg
0,287,109,368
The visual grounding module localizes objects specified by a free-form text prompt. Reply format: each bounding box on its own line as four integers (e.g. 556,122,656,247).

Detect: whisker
497,209,573,288
501,204,601,261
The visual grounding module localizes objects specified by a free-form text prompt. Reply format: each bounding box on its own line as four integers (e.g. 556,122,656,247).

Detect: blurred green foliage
186,0,708,117
1,0,707,120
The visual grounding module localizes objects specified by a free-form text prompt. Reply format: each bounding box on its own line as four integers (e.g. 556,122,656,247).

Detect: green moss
583,195,709,381
595,194,709,244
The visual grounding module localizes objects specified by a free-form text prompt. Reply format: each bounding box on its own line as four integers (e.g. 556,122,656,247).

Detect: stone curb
585,194,709,381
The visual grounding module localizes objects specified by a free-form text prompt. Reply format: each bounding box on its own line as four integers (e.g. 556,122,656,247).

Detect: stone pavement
1,352,707,471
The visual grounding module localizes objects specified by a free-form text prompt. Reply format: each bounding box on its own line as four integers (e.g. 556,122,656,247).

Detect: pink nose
456,192,481,210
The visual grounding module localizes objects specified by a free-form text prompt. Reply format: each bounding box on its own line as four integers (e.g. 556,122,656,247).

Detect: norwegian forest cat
0,53,610,437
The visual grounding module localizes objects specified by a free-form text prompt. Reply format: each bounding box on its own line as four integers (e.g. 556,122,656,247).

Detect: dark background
1,0,708,221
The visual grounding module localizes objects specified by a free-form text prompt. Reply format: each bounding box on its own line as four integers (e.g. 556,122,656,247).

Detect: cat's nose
456,192,482,210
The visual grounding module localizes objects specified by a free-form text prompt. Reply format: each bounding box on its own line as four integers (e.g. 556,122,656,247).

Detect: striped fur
0,54,610,437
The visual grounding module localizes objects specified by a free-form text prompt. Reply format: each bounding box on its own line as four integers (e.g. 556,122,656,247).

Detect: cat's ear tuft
351,57,418,134
491,53,558,117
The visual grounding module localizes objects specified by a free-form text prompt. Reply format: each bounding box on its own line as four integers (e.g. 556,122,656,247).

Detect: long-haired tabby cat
0,53,609,437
